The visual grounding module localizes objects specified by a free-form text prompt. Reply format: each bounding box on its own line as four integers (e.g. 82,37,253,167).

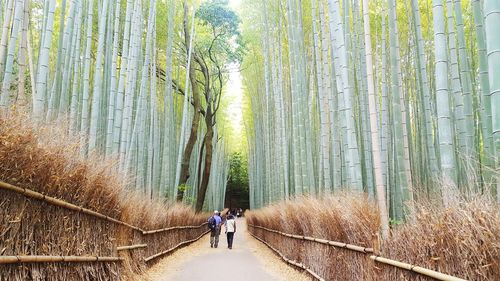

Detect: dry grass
380,196,499,280
246,193,379,280
247,193,500,281
0,113,208,280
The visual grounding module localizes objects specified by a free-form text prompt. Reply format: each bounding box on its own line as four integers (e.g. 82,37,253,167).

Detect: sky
229,0,242,10
223,0,246,153
224,63,244,136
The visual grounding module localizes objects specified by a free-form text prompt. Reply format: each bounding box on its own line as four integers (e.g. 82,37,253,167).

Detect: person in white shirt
224,214,236,249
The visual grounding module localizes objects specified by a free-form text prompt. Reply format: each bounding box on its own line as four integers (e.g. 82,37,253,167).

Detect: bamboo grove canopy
0,0,499,219
239,0,499,224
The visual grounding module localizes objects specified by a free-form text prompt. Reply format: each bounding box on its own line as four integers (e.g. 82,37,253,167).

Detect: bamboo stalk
0,255,123,264
370,256,468,281
116,244,147,251
144,230,210,262
248,230,325,281
248,224,373,253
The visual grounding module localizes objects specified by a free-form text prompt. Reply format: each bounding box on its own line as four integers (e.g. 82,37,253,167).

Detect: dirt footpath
145,218,312,281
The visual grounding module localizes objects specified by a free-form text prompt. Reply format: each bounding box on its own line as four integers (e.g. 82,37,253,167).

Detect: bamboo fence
116,244,148,251
0,180,211,266
248,224,468,281
248,224,373,253
248,230,325,281
143,229,211,262
370,256,468,281
2,179,469,281
0,180,208,234
0,255,124,264
142,223,208,234
0,180,142,231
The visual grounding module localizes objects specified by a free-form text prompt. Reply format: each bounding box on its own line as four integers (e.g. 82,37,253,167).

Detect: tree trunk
177,1,201,201
196,112,214,212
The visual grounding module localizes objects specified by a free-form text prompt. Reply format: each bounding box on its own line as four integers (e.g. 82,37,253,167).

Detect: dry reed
247,193,500,281
247,193,379,280
380,196,499,280
0,113,209,280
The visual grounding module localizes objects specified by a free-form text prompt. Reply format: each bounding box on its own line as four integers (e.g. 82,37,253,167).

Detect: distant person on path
208,210,222,248
224,214,236,249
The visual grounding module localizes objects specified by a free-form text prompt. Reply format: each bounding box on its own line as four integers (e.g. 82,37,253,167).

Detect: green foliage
225,152,249,209
389,218,404,227
197,0,238,36
177,183,190,193
228,152,249,190
195,0,245,64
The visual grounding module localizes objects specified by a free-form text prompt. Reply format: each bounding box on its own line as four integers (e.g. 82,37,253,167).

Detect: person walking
224,214,236,249
208,210,222,248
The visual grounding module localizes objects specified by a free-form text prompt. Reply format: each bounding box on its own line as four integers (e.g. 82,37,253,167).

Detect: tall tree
176,0,201,201
194,0,243,212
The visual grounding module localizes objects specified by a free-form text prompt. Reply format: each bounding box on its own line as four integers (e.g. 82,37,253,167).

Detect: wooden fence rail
0,255,124,264
144,230,210,262
248,224,373,253
248,230,325,281
248,224,468,281
116,244,148,251
142,223,208,235
0,180,142,231
0,180,208,234
0,180,211,265
369,256,467,281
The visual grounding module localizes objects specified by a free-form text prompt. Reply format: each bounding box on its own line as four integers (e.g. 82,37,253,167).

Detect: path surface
145,218,311,281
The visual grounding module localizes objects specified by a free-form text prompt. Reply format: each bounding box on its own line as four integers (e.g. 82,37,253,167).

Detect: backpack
208,216,216,230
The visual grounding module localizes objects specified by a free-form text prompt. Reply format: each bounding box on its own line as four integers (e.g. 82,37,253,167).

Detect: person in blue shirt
209,210,222,248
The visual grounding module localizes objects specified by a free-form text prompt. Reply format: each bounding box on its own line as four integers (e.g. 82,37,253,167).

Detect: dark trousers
226,232,235,248
210,227,220,247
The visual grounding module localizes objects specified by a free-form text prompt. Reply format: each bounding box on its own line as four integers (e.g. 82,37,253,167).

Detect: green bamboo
434,0,458,203
33,0,56,122
0,0,23,110
362,0,390,238
484,0,500,200
472,0,494,189
88,0,110,151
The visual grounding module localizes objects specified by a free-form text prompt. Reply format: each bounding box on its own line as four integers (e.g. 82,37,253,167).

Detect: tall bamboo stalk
434,0,458,203
33,0,56,122
88,0,110,151
484,0,500,200
0,0,24,110
362,0,389,239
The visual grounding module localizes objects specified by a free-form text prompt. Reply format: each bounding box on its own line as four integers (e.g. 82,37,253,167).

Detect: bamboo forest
0,0,498,280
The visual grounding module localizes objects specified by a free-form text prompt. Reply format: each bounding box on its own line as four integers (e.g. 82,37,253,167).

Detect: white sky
229,0,242,10
225,0,245,146
224,63,244,139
